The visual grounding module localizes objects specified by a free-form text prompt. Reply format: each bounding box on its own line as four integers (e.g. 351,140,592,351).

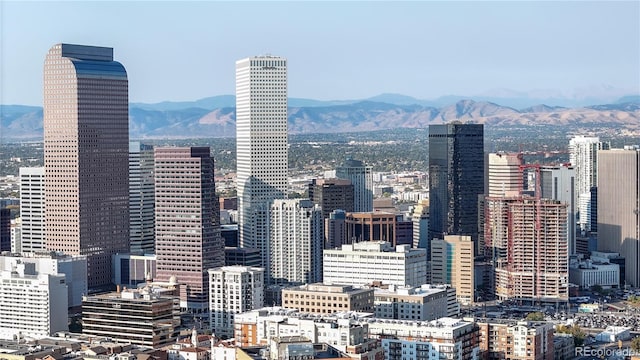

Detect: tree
557,325,587,347
525,312,545,321
632,336,640,352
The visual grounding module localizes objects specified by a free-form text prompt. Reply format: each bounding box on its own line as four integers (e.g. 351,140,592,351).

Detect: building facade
0,253,87,308
597,148,640,287
324,209,347,249
82,288,181,347
308,178,354,219
236,55,289,271
335,159,374,212
43,43,129,287
19,167,45,253
429,123,484,254
129,142,155,254
208,266,264,338
282,283,374,314
374,284,459,321
323,242,427,287
431,235,475,304
154,147,224,312
269,199,323,285
477,319,554,360
569,136,610,232
494,198,569,302
0,265,68,340
540,165,576,255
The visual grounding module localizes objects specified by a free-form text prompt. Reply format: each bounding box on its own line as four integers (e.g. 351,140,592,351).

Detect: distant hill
2,96,639,140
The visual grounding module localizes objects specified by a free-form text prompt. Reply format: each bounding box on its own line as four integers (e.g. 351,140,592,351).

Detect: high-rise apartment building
429,123,484,253
209,266,264,338
269,199,323,285
308,178,354,219
43,43,129,288
540,165,576,255
154,147,224,312
597,148,640,287
236,55,288,270
431,235,475,304
494,198,569,302
569,135,610,232
19,167,45,253
335,159,373,212
129,142,155,254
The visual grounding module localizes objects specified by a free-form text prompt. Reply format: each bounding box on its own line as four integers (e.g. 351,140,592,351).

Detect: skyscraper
154,147,224,312
569,135,610,232
335,159,373,212
19,167,45,253
269,199,323,285
428,123,484,253
236,55,288,269
597,148,640,287
486,153,523,198
0,208,9,252
308,178,354,219
44,43,129,287
129,142,155,254
431,235,475,305
540,165,576,255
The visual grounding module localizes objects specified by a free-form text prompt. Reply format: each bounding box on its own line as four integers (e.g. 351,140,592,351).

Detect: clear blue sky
1,1,639,106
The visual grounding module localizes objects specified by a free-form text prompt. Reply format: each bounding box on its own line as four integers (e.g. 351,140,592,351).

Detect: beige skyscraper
43,43,129,287
598,147,640,287
431,235,474,305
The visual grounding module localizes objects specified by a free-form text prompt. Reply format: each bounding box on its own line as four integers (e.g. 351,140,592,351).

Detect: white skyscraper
19,167,45,253
269,199,323,285
569,135,610,232
129,142,155,254
236,55,288,269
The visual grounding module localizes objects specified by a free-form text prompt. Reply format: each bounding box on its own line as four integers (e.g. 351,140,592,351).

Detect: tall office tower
540,165,576,255
129,142,155,254
431,235,475,305
335,159,373,212
494,198,568,302
208,266,264,338
154,147,224,312
308,178,354,219
569,135,610,232
44,43,129,288
236,55,288,269
429,123,484,254
269,199,323,285
325,209,347,249
19,167,45,253
598,148,640,287
487,153,523,197
0,208,9,252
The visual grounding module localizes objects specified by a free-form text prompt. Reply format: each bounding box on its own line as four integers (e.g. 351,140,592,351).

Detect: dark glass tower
428,123,484,254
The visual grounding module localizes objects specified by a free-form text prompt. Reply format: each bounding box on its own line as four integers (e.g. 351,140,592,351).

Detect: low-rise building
374,284,459,321
82,286,181,347
368,317,479,360
282,283,374,314
323,241,427,287
477,319,554,360
569,256,620,289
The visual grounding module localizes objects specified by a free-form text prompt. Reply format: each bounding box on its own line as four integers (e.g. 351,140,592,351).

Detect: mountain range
1,94,639,140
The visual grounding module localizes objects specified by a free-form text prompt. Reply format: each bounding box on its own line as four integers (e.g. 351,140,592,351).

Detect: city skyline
1,1,639,106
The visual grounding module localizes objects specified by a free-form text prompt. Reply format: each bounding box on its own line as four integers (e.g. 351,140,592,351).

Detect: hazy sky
1,1,639,106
